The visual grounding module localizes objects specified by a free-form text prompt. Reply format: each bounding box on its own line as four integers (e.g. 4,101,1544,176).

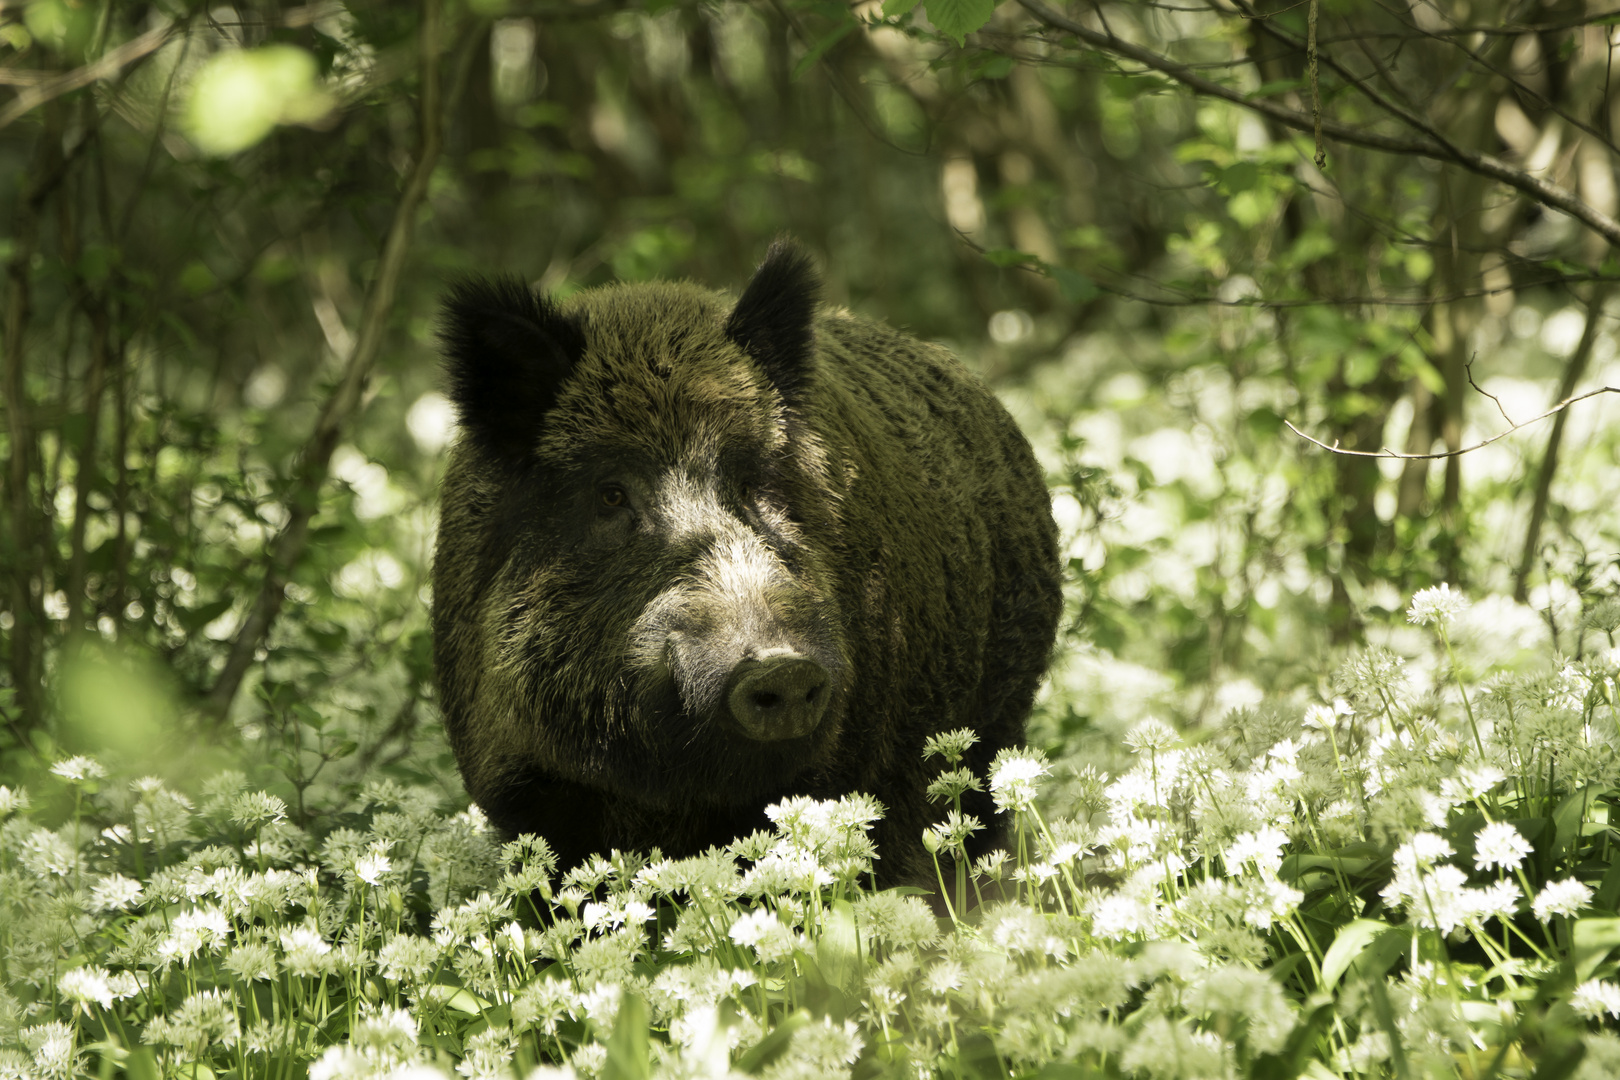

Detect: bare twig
1307,0,1324,169
1237,0,1620,160
202,0,468,723
1464,358,1513,426
762,0,930,156
1016,0,1620,250
1284,384,1619,460
0,23,178,131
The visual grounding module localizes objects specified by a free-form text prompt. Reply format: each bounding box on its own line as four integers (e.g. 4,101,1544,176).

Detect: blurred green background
2,0,1618,801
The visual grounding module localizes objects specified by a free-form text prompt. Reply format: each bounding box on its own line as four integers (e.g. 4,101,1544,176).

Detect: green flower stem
1437,620,1485,759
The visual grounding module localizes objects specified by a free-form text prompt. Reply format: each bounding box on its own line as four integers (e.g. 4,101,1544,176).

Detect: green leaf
1594,854,1620,912
1247,78,1305,98
1319,920,1386,990
179,261,218,297
1554,785,1600,856
1031,1066,1089,1080
1343,348,1381,388
791,20,857,80
1279,853,1376,880
1218,160,1261,194
1049,266,1100,303
77,243,117,286
1531,1042,1588,1080
174,597,234,634
603,990,650,1080
417,984,491,1014
971,54,1014,79
816,899,862,994
924,0,997,45
1250,998,1334,1080
793,949,850,1020
185,45,336,156
982,248,1039,268
737,1009,810,1074
1363,978,1411,1080
1247,406,1285,438
882,0,921,16
1574,918,1620,982
24,0,95,57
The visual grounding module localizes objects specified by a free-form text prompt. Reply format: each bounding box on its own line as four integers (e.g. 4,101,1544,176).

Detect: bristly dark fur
431,239,1062,887
724,239,819,408
439,275,586,461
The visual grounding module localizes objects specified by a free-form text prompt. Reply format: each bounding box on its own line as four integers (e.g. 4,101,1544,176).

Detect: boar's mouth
597,638,844,804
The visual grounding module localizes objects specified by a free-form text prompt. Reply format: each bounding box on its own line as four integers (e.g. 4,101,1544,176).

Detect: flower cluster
3,585,1620,1079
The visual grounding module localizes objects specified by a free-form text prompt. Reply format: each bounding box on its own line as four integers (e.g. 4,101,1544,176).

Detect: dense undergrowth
4,587,1620,1079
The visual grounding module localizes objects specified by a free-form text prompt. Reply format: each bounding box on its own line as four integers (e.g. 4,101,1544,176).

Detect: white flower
1533,878,1593,920
226,943,279,983
729,909,784,948
0,785,29,815
90,873,144,911
59,967,116,1010
1301,705,1336,731
378,935,441,983
726,908,798,962
355,849,393,886
1441,765,1506,805
1124,717,1178,754
458,1027,516,1080
50,756,106,782
1267,738,1303,765
158,906,231,964
1224,827,1289,878
308,1047,368,1080
1243,876,1304,930
228,791,288,829
1572,979,1620,1019
23,1021,80,1079
1395,832,1454,870
280,926,334,976
582,898,655,935
988,750,1049,813
1468,880,1522,922
1474,822,1532,872
1407,583,1469,626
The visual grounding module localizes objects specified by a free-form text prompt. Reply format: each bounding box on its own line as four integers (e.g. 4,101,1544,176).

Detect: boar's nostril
727,655,830,741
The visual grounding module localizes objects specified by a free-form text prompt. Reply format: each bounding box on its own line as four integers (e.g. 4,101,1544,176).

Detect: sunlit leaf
925,0,997,46
185,45,336,157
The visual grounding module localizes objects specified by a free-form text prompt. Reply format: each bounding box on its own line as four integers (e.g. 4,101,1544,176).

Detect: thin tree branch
1515,284,1614,601
1284,384,1619,460
1464,358,1514,427
0,22,178,131
1016,0,1620,250
2,101,95,732
1238,0,1620,159
202,0,469,723
761,0,931,156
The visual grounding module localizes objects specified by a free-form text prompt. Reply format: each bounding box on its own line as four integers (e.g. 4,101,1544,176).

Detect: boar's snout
726,654,829,741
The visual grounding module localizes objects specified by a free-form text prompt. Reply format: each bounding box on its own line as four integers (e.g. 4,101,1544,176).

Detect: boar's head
434,244,853,822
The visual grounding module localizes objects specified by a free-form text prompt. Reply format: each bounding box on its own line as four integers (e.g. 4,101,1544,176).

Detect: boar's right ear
439,275,584,461
726,239,819,407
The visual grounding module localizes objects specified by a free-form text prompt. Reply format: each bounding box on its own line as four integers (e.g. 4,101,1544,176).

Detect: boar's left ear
726,239,819,406
439,275,585,462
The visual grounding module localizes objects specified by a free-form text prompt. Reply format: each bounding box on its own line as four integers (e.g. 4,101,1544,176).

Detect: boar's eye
598,484,630,511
